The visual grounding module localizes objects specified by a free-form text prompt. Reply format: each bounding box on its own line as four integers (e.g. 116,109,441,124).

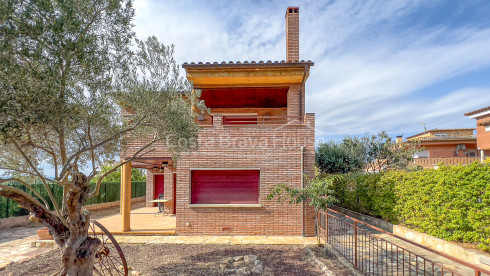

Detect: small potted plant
37,228,53,240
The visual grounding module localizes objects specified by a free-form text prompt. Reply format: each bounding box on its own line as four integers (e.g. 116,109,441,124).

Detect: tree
361,131,420,172
91,161,146,183
0,1,204,274
316,132,421,174
316,138,364,174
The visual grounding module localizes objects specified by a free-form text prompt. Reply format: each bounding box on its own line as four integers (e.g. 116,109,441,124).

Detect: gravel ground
0,244,325,276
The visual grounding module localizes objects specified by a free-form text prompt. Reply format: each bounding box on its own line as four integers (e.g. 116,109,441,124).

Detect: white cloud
133,0,490,140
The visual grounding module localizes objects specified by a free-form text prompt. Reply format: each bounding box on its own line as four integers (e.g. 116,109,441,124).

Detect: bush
330,162,490,251
316,141,363,174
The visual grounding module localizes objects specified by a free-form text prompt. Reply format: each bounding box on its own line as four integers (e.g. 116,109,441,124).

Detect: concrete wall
394,225,490,270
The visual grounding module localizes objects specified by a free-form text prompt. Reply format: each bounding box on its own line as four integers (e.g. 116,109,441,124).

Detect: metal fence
0,181,146,219
317,208,490,276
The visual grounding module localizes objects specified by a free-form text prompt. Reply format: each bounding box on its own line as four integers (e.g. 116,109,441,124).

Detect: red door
154,174,164,204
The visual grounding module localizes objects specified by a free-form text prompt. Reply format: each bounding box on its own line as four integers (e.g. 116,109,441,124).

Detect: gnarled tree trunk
0,173,101,276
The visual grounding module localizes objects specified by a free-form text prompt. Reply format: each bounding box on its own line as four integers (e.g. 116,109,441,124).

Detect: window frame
188,168,261,208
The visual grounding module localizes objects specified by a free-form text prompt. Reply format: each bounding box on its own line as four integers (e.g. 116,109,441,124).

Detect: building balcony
197,114,310,127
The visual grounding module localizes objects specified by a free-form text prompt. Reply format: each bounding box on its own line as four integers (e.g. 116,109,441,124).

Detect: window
222,114,258,125
434,134,447,137
191,170,260,204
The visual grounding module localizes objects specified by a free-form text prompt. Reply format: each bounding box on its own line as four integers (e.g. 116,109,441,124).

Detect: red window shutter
191,170,259,204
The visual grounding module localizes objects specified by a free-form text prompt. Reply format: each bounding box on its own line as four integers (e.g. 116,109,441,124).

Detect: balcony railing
222,115,304,125
413,157,479,168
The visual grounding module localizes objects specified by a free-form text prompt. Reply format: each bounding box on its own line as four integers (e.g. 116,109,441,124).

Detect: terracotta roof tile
405,128,475,140
182,60,314,68
464,106,490,116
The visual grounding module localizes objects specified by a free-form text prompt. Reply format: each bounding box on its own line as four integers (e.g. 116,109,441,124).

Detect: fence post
325,210,329,243
354,221,358,268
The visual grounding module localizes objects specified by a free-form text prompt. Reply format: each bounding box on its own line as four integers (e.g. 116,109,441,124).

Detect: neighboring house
120,7,316,236
465,106,490,162
404,128,488,168
406,128,480,158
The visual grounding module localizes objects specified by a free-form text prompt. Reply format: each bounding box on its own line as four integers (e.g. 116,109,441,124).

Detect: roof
464,106,490,116
478,120,490,127
415,137,476,142
182,60,314,88
405,128,475,140
182,60,314,69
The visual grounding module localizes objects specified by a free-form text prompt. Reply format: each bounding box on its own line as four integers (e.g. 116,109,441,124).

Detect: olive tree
0,1,203,275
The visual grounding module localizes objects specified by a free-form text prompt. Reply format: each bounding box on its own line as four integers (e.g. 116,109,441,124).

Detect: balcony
197,114,305,126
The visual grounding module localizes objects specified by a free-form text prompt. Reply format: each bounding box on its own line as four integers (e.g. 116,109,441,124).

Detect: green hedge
331,162,490,251
0,181,146,219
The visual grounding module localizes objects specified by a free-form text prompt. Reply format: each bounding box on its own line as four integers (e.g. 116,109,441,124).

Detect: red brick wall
145,169,155,207
423,143,479,158
172,114,315,236
130,114,316,236
287,84,301,118
164,167,175,214
476,116,490,150
286,7,299,62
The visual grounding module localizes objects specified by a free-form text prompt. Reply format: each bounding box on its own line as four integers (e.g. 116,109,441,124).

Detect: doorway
153,174,164,206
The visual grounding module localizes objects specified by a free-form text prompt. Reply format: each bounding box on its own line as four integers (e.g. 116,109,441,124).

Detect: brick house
465,106,490,162
405,128,480,158
119,7,316,236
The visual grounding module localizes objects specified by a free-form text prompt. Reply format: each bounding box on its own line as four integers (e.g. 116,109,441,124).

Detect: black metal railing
317,208,490,276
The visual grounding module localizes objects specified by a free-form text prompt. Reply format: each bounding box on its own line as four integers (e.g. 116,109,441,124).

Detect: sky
132,0,490,142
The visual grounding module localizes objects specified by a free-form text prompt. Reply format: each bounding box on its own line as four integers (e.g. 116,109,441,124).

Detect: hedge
330,162,490,251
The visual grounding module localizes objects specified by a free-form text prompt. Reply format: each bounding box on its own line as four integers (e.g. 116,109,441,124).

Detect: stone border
0,197,145,230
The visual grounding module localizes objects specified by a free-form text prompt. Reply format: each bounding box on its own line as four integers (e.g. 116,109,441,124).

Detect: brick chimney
396,135,403,144
285,7,299,62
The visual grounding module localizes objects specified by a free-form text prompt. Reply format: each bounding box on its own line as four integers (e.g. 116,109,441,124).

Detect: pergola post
122,161,132,232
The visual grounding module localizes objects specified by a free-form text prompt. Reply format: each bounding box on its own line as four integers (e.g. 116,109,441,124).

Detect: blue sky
135,0,490,142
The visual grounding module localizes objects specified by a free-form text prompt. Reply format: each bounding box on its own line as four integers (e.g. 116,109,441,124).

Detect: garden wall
0,197,145,230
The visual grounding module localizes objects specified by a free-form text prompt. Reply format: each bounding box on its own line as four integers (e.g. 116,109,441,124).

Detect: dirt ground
0,244,327,276
311,246,357,276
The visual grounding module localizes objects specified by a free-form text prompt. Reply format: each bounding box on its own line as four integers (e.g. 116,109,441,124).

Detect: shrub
316,141,364,174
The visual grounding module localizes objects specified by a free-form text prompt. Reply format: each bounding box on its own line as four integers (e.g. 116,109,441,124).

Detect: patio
94,207,176,235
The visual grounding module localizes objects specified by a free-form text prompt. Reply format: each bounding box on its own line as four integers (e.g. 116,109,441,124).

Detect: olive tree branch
57,113,148,181
88,137,160,199
0,178,50,209
11,139,68,227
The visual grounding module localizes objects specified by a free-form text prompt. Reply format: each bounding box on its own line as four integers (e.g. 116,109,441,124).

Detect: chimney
285,7,299,62
396,135,403,144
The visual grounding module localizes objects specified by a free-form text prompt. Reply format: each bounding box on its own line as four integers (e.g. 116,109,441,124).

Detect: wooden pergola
120,157,172,232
